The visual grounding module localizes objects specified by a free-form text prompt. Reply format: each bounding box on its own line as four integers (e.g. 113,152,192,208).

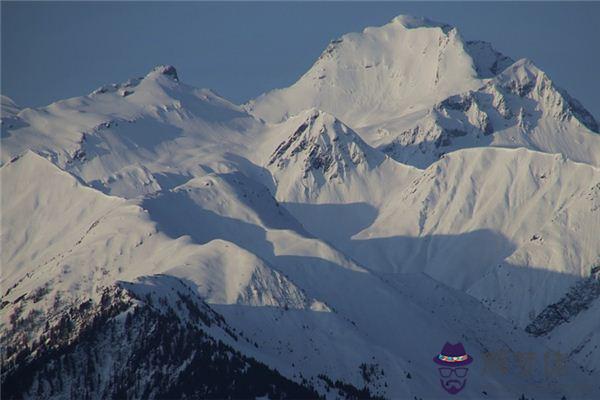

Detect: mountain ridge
2,15,600,399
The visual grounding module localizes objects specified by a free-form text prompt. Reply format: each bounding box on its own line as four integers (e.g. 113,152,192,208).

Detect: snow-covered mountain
2,15,600,399
246,16,485,126
0,65,263,198
3,152,596,399
1,95,21,118
372,59,600,168
261,108,416,204
247,17,599,170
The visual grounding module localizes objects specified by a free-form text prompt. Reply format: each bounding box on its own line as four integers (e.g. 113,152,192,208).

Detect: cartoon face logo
433,342,473,395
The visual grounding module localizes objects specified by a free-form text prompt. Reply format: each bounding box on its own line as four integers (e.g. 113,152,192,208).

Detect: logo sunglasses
438,367,468,378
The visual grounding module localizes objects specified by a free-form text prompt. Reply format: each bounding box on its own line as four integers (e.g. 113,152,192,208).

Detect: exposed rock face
149,65,179,82
526,271,600,336
379,59,600,168
267,109,381,182
494,59,598,133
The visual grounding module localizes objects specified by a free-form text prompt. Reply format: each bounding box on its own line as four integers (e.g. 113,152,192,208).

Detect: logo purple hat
433,342,474,367
434,342,473,395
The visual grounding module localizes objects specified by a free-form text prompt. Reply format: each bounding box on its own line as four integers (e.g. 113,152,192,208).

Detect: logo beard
440,378,467,395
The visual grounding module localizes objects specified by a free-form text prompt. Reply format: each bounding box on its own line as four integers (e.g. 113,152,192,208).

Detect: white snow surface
246,16,483,127
2,16,600,399
1,95,21,118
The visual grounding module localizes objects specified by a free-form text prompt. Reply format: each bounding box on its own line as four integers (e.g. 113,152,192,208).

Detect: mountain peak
492,58,558,101
146,65,179,82
389,15,453,32
89,65,179,97
273,108,358,144
498,58,543,79
493,58,598,132
294,107,338,129
1,95,21,119
267,108,383,182
247,16,485,125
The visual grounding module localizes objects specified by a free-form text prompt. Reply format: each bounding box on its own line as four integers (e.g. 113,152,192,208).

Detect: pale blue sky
2,2,599,120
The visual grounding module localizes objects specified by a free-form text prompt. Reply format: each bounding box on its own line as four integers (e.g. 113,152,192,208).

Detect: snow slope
0,151,329,319
3,152,597,399
371,59,600,168
4,134,598,399
247,16,485,127
247,17,599,170
350,147,599,304
0,65,264,198
261,108,416,204
541,290,600,375
2,14,600,399
1,95,21,118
